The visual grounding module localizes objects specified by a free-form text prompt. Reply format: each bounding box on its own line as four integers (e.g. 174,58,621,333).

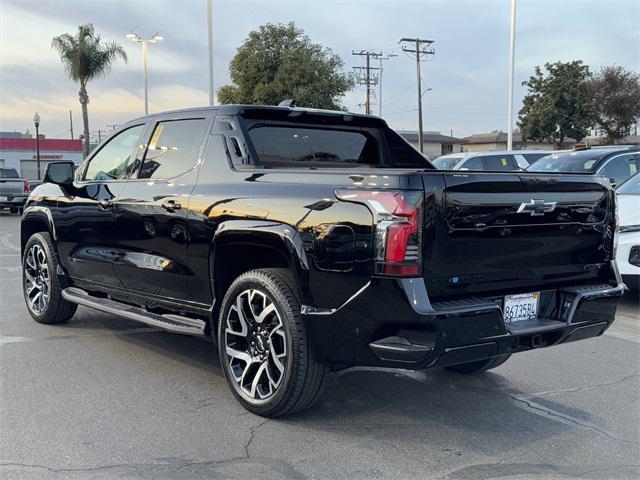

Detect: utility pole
352,50,381,114
507,0,517,150
400,38,435,153
69,110,74,140
93,129,106,144
378,54,397,117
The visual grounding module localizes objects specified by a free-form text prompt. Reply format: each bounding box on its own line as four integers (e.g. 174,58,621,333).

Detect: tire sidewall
217,273,297,414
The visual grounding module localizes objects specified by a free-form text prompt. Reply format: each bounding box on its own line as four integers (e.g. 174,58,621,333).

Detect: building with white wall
0,137,83,180
398,131,463,160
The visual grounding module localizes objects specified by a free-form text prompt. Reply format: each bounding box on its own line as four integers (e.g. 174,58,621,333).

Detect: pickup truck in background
0,168,30,214
20,104,624,417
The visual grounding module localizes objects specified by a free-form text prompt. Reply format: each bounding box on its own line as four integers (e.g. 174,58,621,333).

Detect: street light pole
207,0,214,106
507,0,517,151
33,112,41,180
127,32,164,115
142,40,149,115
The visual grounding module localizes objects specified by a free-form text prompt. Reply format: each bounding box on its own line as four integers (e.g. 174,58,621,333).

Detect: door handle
161,200,181,212
98,199,113,210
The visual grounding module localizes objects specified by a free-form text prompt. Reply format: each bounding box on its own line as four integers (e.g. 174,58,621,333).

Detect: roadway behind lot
1,212,638,480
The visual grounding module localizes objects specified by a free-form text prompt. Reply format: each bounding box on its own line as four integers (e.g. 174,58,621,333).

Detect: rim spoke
255,303,275,324
226,345,252,365
26,251,36,270
249,362,269,398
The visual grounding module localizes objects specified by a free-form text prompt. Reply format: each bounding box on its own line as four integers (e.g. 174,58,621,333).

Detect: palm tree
52,24,127,158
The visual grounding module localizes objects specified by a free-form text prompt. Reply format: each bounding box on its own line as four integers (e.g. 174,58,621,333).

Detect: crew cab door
112,117,210,302
56,123,147,288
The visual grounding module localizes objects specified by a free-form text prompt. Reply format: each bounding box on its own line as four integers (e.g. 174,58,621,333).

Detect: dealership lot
0,213,638,480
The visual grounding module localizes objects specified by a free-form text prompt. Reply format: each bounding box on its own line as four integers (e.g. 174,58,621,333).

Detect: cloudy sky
1,0,638,141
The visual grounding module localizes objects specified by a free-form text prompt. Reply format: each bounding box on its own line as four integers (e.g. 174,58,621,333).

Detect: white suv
616,174,640,291
433,150,552,171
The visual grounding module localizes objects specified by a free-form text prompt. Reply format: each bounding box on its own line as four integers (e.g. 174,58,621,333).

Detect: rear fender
211,219,311,304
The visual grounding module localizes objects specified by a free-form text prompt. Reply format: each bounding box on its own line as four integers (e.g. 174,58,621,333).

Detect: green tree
587,66,640,144
52,24,127,157
518,61,592,149
218,22,352,109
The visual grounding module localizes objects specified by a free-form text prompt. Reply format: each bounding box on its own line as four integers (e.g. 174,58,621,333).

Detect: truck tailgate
0,179,24,196
422,172,615,300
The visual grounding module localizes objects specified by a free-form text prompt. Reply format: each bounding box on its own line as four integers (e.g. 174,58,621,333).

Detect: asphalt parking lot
0,212,638,480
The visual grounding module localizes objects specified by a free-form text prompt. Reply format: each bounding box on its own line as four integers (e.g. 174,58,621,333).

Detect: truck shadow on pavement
110,316,636,443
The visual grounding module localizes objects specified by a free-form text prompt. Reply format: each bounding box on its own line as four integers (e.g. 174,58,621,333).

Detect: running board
61,287,207,336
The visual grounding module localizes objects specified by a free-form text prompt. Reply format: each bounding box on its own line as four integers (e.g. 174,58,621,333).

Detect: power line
352,50,382,115
399,37,435,153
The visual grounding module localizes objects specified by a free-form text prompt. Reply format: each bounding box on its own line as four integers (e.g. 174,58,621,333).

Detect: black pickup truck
21,105,624,417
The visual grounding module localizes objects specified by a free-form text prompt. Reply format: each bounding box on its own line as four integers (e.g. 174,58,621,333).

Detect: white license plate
0,197,7,202
504,292,539,323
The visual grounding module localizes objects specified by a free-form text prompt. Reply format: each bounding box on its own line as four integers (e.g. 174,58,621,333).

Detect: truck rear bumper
302,279,624,369
0,195,27,208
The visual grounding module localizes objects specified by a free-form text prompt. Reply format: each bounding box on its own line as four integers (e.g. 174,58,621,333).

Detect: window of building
139,119,208,179
84,124,146,181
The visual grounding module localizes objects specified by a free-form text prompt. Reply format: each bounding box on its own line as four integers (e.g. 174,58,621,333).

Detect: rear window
248,126,380,169
433,156,464,170
0,168,19,178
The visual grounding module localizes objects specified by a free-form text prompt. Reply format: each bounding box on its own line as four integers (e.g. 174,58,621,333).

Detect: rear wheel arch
209,221,312,335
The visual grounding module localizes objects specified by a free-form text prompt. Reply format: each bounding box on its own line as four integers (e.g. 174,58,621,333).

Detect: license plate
0,197,6,202
504,292,539,323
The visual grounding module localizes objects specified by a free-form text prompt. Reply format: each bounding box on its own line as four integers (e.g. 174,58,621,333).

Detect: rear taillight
23,181,29,193
335,189,423,277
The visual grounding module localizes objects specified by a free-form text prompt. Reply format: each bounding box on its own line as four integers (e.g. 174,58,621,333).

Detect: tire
22,232,77,324
9,208,19,215
218,268,330,417
444,354,511,374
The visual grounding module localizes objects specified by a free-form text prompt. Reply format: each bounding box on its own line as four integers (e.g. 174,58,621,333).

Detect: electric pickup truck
21,105,624,417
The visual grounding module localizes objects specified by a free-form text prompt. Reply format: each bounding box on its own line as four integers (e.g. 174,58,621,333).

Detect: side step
61,287,207,336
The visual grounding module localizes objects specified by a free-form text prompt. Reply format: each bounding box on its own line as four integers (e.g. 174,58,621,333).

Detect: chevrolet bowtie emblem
516,199,557,216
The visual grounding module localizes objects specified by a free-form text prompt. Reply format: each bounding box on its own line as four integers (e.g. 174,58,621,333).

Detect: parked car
527,146,640,187
432,150,551,171
0,167,30,214
616,173,640,291
21,105,624,417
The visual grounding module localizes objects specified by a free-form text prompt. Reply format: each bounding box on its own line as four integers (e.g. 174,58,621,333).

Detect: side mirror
609,177,617,188
44,161,75,186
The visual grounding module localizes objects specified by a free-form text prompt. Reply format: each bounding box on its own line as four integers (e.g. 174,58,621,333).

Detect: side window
522,153,549,164
83,124,145,181
482,155,517,170
461,157,483,170
599,154,638,184
139,118,208,179
383,128,431,168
